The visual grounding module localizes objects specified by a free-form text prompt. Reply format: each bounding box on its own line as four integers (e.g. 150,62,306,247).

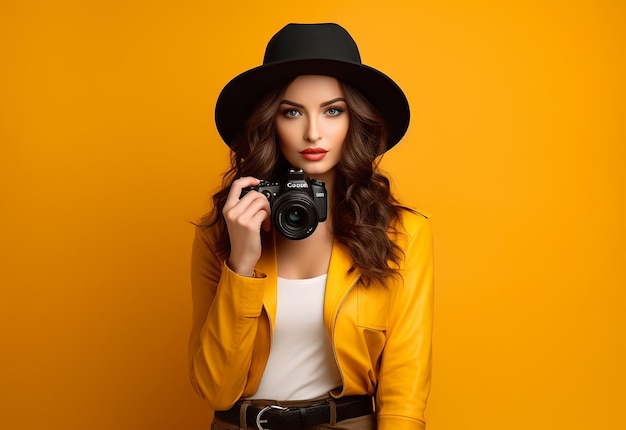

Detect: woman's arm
188,177,271,409
188,225,267,410
377,214,434,430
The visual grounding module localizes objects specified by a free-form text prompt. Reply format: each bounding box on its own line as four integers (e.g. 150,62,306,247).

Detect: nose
304,117,322,142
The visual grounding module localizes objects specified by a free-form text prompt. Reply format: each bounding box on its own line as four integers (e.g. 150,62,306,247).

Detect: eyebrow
280,97,347,108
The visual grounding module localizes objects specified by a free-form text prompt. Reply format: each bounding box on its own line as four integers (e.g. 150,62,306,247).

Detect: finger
247,194,271,232
250,210,270,233
224,188,269,222
225,177,261,207
261,216,271,232
237,193,271,230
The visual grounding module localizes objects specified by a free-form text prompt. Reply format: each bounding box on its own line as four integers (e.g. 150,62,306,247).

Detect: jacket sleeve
188,225,266,410
377,214,434,430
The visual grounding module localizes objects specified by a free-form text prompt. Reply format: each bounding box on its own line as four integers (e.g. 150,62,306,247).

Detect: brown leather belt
214,395,373,430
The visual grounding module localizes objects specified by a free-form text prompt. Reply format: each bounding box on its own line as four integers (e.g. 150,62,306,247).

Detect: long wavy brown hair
201,79,410,287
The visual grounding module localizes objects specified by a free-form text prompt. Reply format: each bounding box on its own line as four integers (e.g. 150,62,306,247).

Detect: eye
326,107,344,117
282,108,301,118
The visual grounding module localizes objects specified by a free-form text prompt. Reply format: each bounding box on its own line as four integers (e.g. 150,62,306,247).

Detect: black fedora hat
215,23,410,153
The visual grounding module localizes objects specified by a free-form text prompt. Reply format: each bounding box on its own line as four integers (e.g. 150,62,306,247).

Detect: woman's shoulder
392,206,433,244
396,206,431,227
193,216,222,249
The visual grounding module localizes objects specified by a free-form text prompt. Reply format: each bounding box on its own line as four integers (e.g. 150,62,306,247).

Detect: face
275,75,349,183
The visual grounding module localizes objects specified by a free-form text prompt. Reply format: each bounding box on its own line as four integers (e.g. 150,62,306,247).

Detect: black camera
240,168,328,240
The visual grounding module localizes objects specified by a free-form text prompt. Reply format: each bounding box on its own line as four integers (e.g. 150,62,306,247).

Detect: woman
189,23,434,430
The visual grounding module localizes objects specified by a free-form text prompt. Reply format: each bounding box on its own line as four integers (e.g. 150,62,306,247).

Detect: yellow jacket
189,209,434,430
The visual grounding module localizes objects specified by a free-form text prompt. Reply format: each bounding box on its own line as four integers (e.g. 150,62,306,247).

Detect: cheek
275,121,300,147
330,120,349,142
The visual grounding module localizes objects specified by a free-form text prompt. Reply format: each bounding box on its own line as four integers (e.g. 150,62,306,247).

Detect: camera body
240,168,327,240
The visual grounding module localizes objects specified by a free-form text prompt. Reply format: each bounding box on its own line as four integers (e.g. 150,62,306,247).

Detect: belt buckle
255,405,288,430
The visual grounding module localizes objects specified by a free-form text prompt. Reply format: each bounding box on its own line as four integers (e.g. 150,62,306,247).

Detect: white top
247,274,342,400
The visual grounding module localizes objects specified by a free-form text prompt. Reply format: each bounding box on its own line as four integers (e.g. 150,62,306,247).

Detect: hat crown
263,23,362,65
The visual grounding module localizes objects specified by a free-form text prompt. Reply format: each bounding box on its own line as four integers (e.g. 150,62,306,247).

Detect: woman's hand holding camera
222,177,271,277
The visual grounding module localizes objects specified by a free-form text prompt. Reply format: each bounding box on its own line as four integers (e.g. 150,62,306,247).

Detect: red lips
300,148,328,154
300,148,328,161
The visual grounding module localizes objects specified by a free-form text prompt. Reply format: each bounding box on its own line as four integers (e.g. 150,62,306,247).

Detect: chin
304,166,337,181
285,158,338,180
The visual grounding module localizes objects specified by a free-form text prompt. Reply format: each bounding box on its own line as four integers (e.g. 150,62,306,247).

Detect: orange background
1,1,624,429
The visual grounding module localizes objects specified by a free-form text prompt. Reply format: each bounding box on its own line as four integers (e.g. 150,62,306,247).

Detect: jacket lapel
257,232,278,333
324,240,360,334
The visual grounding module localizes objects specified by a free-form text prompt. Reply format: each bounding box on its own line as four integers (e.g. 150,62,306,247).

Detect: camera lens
272,193,318,240
287,209,303,224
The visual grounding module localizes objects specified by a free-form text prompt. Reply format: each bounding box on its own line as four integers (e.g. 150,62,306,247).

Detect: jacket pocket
356,285,390,330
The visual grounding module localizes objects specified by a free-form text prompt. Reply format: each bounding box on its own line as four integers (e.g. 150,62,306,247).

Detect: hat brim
215,59,410,153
